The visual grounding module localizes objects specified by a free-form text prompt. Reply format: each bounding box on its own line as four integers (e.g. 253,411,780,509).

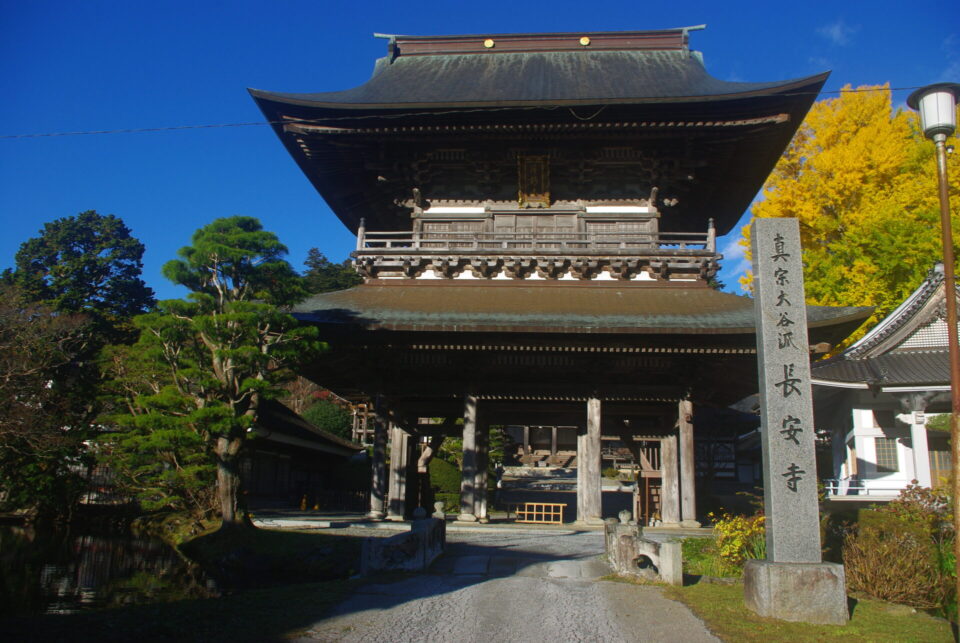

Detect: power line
0,85,928,140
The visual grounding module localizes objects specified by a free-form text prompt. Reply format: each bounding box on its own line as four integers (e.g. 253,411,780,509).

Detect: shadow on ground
1,528,608,642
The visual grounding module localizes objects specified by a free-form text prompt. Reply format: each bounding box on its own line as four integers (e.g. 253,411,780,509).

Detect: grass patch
681,536,739,578
179,525,365,587
599,573,659,586
664,582,952,642
2,578,356,642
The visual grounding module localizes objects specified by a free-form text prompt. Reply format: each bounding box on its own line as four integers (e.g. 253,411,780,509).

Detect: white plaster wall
848,406,914,495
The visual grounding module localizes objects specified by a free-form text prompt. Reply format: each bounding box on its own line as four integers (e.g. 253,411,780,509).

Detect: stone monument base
744,560,848,625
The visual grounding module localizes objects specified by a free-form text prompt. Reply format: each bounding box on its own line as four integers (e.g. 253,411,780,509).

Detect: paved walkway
292,529,718,643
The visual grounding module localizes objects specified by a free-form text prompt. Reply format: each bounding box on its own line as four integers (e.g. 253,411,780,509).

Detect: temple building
814,265,956,498
251,27,870,524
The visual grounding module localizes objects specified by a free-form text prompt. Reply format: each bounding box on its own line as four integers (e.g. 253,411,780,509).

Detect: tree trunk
216,434,251,531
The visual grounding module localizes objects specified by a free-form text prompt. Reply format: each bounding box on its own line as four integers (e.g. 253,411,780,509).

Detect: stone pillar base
457,513,477,522
367,511,386,521
576,517,606,527
679,519,702,529
744,560,849,625
386,514,405,522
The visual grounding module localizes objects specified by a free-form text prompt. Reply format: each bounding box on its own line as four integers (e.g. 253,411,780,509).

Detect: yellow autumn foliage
740,85,960,349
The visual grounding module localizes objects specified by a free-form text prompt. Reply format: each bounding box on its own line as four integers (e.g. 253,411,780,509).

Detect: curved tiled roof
812,350,950,387
250,28,828,237
813,265,960,389
293,280,871,344
250,49,826,111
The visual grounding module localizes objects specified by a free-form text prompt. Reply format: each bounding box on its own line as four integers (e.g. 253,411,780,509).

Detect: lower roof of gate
293,280,871,346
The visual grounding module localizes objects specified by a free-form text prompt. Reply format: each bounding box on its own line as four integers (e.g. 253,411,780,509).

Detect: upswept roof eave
247,47,828,114
813,266,960,388
248,71,829,114
289,282,871,341
844,266,954,359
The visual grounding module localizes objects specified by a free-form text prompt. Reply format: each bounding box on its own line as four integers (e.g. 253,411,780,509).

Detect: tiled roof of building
250,40,826,111
293,280,870,344
813,265,960,389
256,399,362,455
250,28,828,237
812,350,950,387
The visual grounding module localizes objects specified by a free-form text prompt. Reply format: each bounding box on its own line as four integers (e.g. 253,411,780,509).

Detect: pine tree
103,217,322,530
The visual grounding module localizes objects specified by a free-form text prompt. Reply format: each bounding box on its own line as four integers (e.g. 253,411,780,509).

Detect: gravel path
293,529,718,643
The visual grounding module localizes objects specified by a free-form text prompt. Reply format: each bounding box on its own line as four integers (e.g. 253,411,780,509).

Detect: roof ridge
844,265,948,359
372,28,706,59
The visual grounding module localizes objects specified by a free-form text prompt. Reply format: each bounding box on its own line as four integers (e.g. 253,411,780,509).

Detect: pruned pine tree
109,217,322,530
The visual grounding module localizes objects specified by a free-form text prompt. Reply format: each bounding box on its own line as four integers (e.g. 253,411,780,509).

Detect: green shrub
843,484,955,612
602,467,620,479
434,492,460,513
302,400,353,441
429,457,461,493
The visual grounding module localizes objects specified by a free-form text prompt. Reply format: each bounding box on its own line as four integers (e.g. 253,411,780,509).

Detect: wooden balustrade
356,229,714,254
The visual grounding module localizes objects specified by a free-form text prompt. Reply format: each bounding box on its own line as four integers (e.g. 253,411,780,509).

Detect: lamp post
907,82,959,616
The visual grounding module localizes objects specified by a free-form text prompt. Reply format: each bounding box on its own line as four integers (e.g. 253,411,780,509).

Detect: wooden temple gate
252,28,871,524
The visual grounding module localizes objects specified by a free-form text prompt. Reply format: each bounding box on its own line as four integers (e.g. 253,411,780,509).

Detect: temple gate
251,28,870,523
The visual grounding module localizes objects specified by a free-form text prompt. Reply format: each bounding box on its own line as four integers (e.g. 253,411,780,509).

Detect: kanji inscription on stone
752,218,822,564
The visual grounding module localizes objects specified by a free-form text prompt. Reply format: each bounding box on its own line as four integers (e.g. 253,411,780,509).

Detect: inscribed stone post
746,218,848,626
751,217,821,562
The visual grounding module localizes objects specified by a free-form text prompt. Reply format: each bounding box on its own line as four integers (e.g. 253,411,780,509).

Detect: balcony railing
356,228,715,255
351,219,719,280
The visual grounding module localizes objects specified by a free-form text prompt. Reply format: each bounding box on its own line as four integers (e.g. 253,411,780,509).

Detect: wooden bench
508,502,567,525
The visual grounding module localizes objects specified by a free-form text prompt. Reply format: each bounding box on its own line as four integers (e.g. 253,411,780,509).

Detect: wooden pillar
387,424,409,521
679,399,699,527
523,426,531,459
551,426,558,457
458,393,479,522
474,423,489,522
660,433,680,526
367,396,388,520
577,397,603,523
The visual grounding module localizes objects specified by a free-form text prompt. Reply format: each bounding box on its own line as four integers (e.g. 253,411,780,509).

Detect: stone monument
745,218,848,625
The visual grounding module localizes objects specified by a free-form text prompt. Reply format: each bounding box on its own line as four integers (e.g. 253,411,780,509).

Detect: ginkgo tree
740,85,960,348
102,217,323,530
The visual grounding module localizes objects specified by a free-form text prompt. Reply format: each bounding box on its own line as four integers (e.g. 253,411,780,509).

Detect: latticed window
874,437,899,473
929,449,952,487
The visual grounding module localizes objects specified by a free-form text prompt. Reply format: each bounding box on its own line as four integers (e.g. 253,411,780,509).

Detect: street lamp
907,81,959,621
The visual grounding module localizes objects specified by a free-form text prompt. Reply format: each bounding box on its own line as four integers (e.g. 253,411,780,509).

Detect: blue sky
2,0,958,300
